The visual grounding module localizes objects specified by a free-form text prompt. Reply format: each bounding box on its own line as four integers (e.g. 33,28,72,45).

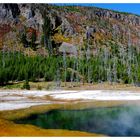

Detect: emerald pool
14,105,140,136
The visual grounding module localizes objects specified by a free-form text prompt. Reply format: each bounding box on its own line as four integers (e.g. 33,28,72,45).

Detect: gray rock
59,42,77,55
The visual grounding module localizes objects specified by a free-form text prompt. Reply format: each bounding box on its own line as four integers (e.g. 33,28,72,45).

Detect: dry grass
1,81,140,91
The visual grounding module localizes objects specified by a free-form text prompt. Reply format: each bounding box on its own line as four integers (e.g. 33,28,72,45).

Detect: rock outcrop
0,3,140,54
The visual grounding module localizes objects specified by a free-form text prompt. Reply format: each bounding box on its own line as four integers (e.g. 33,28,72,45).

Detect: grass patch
2,83,22,89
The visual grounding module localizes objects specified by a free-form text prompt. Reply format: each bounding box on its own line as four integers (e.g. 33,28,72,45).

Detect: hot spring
14,105,140,136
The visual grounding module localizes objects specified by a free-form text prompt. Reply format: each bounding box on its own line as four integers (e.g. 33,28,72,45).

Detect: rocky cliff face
87,7,140,26
0,3,140,55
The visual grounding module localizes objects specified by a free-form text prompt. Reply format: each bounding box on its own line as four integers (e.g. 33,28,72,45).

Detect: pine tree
31,31,37,51
22,79,30,90
42,13,52,55
21,33,28,48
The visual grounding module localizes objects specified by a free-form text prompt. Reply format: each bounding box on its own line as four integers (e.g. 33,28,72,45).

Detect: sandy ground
1,89,140,111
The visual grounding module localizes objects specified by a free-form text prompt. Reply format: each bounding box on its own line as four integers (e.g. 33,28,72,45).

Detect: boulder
59,42,77,56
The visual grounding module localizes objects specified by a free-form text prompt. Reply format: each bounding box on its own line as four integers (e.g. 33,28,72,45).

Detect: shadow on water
14,105,140,136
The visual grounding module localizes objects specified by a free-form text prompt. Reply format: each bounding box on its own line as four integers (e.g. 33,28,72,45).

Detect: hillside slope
0,4,140,55
0,3,140,86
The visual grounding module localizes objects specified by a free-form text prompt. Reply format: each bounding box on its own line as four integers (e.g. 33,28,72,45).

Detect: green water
14,105,140,136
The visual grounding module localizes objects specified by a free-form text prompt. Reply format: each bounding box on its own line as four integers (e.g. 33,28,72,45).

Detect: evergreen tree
22,80,30,90
31,31,37,51
42,13,52,55
21,32,28,48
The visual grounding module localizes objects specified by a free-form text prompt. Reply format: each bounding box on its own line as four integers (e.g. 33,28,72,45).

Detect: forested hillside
0,4,140,87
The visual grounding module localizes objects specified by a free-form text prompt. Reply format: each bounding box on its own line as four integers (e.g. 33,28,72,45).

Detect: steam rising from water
107,106,140,136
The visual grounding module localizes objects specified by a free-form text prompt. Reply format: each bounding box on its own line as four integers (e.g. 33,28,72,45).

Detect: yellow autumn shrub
52,33,70,43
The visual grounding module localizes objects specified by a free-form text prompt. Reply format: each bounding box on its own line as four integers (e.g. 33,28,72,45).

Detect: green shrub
37,85,42,90
22,80,30,90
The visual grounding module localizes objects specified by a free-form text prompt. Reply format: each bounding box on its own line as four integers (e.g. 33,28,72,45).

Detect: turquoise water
14,105,140,136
